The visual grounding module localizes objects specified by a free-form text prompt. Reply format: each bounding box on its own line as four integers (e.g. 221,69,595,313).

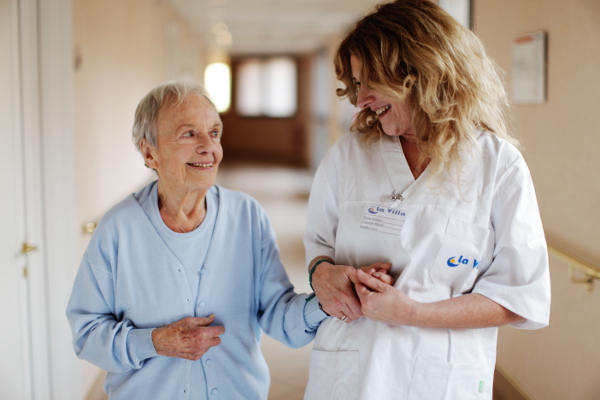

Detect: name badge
359,203,407,236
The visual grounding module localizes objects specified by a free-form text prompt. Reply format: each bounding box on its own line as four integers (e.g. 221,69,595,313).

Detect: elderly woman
304,1,550,399
67,82,327,399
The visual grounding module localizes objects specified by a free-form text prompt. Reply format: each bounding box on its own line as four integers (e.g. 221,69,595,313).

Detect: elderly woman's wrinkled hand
152,315,225,361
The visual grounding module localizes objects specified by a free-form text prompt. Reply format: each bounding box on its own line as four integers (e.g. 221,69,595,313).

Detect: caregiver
304,1,551,399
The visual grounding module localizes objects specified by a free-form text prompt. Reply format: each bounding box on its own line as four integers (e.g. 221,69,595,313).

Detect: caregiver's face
351,55,416,141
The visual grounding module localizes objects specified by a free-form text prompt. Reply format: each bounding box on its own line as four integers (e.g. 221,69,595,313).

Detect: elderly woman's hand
152,315,225,360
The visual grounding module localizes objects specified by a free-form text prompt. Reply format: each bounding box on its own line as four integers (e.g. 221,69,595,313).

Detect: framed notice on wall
512,31,547,105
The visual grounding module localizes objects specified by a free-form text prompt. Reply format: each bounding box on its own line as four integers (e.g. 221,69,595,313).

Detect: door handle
21,242,38,255
83,222,97,234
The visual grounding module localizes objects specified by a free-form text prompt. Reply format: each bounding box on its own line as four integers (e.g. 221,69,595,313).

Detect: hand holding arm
352,269,525,328
310,256,362,321
152,315,225,360
311,256,392,322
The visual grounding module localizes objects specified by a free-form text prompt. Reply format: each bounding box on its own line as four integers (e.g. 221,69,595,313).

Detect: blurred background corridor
2,0,600,399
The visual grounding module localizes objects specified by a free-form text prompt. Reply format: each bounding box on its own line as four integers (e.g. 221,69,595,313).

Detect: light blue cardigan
67,182,326,399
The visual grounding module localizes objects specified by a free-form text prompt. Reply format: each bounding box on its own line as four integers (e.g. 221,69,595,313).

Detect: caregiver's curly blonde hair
334,0,518,181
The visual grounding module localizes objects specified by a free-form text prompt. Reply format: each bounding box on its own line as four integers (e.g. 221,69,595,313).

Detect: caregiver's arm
351,269,524,328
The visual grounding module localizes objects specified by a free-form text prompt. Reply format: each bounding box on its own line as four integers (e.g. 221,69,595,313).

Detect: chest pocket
429,218,494,294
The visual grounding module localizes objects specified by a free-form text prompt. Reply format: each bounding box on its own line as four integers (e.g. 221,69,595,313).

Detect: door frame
35,0,83,398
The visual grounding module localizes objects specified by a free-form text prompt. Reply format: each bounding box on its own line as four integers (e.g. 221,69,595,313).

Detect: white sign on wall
512,31,547,105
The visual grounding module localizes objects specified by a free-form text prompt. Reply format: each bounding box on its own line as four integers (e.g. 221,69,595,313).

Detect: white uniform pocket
408,357,491,400
429,218,493,293
304,350,359,400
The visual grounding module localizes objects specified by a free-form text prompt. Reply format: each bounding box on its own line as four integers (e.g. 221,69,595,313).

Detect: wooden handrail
548,245,600,293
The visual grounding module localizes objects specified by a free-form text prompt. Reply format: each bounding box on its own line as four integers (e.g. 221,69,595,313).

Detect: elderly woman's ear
139,138,157,170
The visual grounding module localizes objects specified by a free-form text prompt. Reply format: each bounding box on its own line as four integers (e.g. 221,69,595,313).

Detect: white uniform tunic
303,131,550,400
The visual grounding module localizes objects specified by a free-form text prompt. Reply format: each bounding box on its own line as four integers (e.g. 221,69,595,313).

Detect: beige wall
474,1,600,399
72,0,204,393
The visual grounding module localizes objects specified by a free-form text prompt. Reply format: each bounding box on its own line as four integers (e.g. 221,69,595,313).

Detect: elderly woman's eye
183,131,194,137
211,130,220,138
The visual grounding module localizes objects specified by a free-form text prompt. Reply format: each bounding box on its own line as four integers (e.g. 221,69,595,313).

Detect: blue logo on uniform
447,255,480,269
368,206,386,215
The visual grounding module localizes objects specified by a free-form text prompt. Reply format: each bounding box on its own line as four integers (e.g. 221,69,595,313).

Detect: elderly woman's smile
188,162,214,168
142,93,223,194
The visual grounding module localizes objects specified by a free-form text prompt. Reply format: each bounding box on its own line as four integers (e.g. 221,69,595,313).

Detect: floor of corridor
217,161,315,400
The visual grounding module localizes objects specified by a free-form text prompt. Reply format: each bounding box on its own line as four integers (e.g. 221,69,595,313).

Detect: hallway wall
474,1,600,399
73,0,204,248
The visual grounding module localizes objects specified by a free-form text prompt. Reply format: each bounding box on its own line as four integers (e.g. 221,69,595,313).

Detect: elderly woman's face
350,56,416,141
145,94,223,193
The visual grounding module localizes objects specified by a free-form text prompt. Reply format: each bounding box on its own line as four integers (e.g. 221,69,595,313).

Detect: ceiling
164,0,384,55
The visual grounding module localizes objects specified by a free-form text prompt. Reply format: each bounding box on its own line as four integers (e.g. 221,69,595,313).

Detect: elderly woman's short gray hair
132,81,215,152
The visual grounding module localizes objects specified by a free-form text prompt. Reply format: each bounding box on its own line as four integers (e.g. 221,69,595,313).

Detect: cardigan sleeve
66,226,158,373
255,206,328,348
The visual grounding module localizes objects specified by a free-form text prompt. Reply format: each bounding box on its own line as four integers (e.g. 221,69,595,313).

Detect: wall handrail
548,245,600,293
